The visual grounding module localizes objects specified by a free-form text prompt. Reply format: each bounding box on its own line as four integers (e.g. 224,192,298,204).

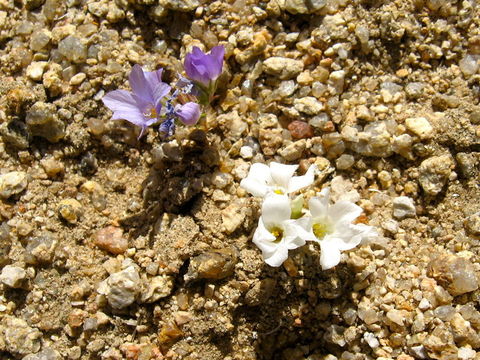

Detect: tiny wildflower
240,162,316,198
253,194,311,267
102,65,171,138
184,45,224,104
304,188,377,270
175,102,201,126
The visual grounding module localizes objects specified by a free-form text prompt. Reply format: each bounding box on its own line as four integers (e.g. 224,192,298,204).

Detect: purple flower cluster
102,45,224,139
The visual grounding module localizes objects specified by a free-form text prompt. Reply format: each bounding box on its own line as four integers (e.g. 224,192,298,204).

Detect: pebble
294,97,324,115
158,321,183,345
0,171,28,199
97,266,141,310
459,54,479,76
456,153,477,178
363,332,380,349
288,120,314,139
393,196,416,219
58,35,87,63
0,265,26,288
25,0,45,10
26,101,65,143
30,29,51,51
222,200,249,234
0,223,11,266
329,70,346,94
263,57,304,79
239,145,254,159
1,316,42,355
25,232,57,265
40,157,65,178
278,139,307,161
405,117,434,140
386,309,405,326
428,254,479,296
69,72,86,86
464,212,480,236
94,226,128,255
184,248,237,282
418,155,454,196
23,348,61,360
458,347,476,360
58,198,84,224
26,61,48,81
336,154,354,170
140,275,174,303
161,0,200,12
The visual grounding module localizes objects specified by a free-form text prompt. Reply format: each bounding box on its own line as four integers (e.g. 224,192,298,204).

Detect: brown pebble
288,121,314,139
283,258,298,277
68,309,87,328
184,247,238,282
94,226,128,255
158,321,183,345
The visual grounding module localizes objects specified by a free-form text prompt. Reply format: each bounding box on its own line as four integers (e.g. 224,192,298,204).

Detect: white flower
304,188,377,270
253,194,311,267
240,162,316,198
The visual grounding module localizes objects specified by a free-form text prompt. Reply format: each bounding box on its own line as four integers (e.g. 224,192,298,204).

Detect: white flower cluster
240,162,377,270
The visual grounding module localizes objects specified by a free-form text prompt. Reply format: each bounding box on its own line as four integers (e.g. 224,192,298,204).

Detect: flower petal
175,102,201,125
264,246,289,267
284,219,316,244
208,45,225,80
111,110,147,126
319,240,341,270
329,200,362,225
261,194,291,229
129,65,153,103
287,164,316,194
102,90,139,113
269,162,298,192
308,189,330,219
240,163,273,197
143,68,163,92
252,218,277,253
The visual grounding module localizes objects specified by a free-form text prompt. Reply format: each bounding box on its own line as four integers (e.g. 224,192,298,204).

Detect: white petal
261,194,291,228
319,240,341,270
239,163,273,197
308,190,330,219
329,223,363,251
252,218,276,253
284,219,315,244
269,162,298,191
287,164,317,194
264,245,289,267
329,200,362,225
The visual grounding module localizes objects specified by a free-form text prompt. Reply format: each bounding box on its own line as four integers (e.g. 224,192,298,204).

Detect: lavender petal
129,65,153,103
175,102,201,126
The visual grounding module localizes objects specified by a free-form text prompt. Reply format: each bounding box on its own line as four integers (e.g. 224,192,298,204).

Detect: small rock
140,275,174,303
464,212,480,236
25,232,57,265
324,325,346,347
418,155,454,196
294,97,324,115
456,153,477,178
239,146,254,159
97,266,141,310
26,61,48,81
58,198,84,224
23,348,61,360
329,70,346,94
26,101,65,142
259,128,283,156
0,265,26,288
278,139,307,161
428,254,479,296
288,121,314,139
69,72,86,86
458,347,476,360
58,35,87,63
0,171,28,199
1,316,42,355
0,223,11,266
393,196,416,219
184,248,237,282
40,157,65,178
405,117,434,140
336,154,354,170
94,226,128,255
363,332,380,349
221,199,251,234
158,321,183,345
30,29,51,51
160,0,200,12
174,311,193,326
25,0,46,10
386,309,405,326
451,313,480,348
432,94,460,110
263,57,304,80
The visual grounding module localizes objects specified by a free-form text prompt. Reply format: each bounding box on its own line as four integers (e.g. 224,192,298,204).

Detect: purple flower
184,45,224,88
159,118,176,138
102,65,171,137
175,102,201,125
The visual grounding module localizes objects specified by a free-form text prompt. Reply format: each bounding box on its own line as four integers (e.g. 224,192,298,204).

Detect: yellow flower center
269,226,284,243
274,189,284,195
144,106,158,119
312,222,331,240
